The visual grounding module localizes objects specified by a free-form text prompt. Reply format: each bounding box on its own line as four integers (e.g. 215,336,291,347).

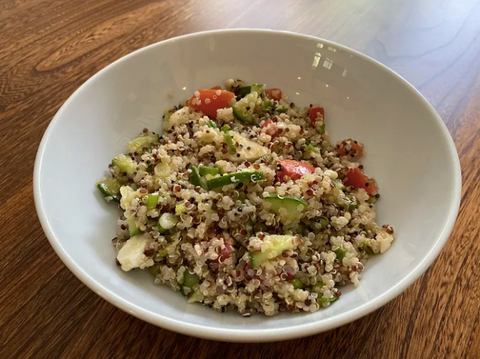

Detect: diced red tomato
210,85,222,90
336,138,364,159
266,88,283,101
307,106,325,124
344,167,378,195
277,159,315,181
210,243,233,263
188,89,235,119
261,119,280,138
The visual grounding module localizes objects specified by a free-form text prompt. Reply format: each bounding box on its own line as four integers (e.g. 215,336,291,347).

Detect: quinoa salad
96,79,395,316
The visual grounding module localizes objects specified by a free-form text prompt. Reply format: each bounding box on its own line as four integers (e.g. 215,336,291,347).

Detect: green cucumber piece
199,166,220,176
206,171,265,189
232,92,258,124
235,83,264,100
112,155,136,177
146,193,160,210
227,133,269,162
127,217,140,237
250,83,265,93
334,248,347,261
127,134,159,153
189,166,207,189
367,196,377,204
96,178,121,203
249,235,296,268
264,195,308,220
181,271,200,296
236,86,252,99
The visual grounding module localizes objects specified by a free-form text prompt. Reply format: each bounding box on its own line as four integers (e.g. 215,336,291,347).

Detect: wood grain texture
1,0,479,357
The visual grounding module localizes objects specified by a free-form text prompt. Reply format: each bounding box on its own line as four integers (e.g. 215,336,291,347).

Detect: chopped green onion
334,248,347,261
290,278,303,289
206,119,218,128
146,193,160,210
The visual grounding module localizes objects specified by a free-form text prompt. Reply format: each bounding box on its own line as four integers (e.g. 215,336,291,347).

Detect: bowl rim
33,28,462,342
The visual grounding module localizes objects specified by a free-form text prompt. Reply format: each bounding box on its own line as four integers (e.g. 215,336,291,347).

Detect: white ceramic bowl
34,29,461,342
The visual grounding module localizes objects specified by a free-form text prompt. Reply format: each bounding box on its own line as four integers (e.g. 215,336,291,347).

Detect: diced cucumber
119,186,141,210
127,217,140,237
154,162,171,178
250,83,265,93
116,234,149,271
249,234,297,268
158,213,178,233
232,92,258,124
112,154,136,176
236,86,252,99
146,193,160,210
127,134,159,153
367,196,377,204
264,195,308,220
180,271,200,296
334,248,347,261
187,289,203,303
227,133,269,162
235,83,264,100
96,178,121,203
189,166,207,189
199,166,220,176
206,171,265,189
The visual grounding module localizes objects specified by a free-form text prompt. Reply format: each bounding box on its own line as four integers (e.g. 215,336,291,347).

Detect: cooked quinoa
96,79,395,316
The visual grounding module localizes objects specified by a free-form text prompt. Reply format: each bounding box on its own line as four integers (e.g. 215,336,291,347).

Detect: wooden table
1,0,479,357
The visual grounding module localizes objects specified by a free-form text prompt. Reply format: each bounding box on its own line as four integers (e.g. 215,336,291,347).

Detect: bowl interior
35,30,460,341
